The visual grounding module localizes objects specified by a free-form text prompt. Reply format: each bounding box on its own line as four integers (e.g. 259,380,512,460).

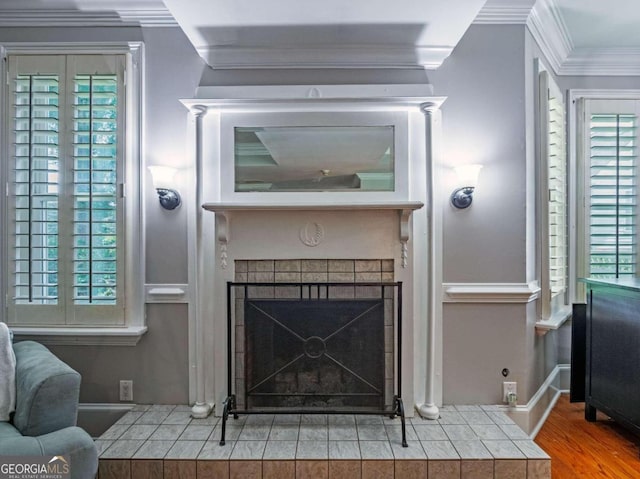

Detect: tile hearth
96,404,551,479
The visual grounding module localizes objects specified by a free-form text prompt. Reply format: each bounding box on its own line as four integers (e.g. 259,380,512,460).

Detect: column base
191,402,213,418
416,402,440,420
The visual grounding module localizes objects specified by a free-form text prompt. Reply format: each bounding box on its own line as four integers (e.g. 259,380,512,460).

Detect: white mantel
183,85,444,420
202,202,424,212
202,202,423,271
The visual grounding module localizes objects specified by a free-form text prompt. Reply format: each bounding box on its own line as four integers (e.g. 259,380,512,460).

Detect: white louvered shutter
586,100,640,279
539,70,568,320
8,55,125,326
547,83,567,297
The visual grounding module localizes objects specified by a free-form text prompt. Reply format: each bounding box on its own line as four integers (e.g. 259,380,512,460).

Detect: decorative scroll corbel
216,212,229,269
400,208,412,268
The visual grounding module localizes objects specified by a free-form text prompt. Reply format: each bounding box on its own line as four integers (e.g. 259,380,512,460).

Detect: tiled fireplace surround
200,206,424,425
232,258,397,411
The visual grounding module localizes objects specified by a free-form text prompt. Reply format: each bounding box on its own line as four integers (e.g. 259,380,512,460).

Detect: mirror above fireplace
218,107,409,202
234,125,395,192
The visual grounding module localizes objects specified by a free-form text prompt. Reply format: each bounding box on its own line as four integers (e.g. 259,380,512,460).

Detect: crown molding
0,8,177,27
114,8,178,27
526,0,573,74
528,3,640,76
473,3,534,24
477,0,640,76
559,48,640,76
198,44,454,70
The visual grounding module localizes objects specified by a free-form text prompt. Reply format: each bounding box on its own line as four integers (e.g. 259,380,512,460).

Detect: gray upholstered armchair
0,341,98,479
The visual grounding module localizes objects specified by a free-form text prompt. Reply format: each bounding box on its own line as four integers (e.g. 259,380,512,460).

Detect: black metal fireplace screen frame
219,281,408,447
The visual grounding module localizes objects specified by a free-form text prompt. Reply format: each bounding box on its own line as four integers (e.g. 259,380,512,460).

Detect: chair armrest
0,423,98,479
12,341,81,436
0,421,42,454
38,427,99,479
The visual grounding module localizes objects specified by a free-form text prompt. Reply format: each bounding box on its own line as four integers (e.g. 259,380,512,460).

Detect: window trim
1,42,145,344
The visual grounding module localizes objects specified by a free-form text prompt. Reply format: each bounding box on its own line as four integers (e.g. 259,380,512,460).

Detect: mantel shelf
203,201,424,269
202,201,424,213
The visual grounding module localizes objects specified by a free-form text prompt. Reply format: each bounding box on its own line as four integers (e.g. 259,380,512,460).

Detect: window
539,69,568,321
4,52,142,329
582,100,640,280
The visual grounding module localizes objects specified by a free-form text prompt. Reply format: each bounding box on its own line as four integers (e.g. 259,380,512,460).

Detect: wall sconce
450,164,482,209
148,166,181,210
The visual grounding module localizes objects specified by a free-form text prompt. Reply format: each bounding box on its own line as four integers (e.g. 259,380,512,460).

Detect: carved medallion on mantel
299,221,325,247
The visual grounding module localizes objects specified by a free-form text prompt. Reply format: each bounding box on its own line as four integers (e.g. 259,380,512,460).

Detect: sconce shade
453,164,482,188
149,165,181,210
148,166,178,189
451,164,482,209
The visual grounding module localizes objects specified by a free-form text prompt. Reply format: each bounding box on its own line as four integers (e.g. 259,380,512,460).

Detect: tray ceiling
161,0,487,69
2,0,640,74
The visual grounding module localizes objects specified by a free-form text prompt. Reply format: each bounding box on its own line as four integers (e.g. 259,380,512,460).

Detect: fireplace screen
245,298,385,409
221,281,407,447
229,282,399,412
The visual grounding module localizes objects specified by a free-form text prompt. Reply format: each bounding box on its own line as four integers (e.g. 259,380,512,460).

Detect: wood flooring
535,395,640,478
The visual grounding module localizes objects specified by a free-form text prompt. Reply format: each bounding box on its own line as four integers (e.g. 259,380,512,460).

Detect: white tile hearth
97,404,550,479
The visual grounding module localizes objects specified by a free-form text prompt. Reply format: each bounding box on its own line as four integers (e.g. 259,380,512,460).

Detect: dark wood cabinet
582,277,640,435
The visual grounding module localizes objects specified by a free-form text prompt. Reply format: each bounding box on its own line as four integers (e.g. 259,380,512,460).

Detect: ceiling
160,0,486,69
554,0,640,48
1,0,639,74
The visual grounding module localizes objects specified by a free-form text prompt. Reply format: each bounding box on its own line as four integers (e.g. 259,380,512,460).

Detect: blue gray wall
4,21,629,410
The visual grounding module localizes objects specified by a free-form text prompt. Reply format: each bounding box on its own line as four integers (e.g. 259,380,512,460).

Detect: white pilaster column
417,103,440,420
191,105,212,418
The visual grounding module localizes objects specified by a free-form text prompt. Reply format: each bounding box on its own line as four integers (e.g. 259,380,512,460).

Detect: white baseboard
498,364,570,438
79,403,135,413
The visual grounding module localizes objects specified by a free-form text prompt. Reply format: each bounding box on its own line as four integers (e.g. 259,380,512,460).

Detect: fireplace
183,84,444,427
220,261,407,445
231,259,398,413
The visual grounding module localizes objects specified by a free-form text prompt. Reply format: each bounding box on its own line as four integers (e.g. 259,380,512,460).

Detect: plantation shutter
539,70,568,320
588,102,639,279
547,81,568,297
8,54,126,326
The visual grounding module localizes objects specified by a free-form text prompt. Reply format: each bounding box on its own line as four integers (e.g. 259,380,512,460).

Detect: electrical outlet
119,380,133,402
503,381,517,404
